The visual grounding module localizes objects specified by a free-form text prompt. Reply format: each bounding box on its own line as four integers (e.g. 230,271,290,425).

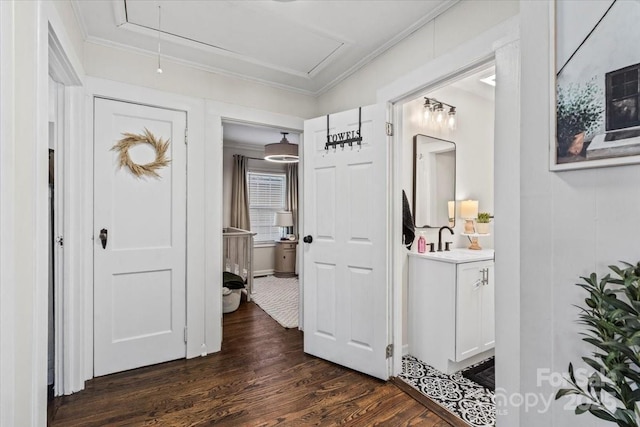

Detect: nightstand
274,240,297,278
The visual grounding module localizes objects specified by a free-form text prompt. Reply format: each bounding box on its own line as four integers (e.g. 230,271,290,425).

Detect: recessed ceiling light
480,75,496,87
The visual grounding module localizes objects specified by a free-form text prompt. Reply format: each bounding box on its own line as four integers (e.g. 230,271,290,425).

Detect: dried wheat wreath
111,128,171,178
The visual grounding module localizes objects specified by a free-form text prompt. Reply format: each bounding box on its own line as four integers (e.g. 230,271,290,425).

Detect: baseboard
254,269,274,278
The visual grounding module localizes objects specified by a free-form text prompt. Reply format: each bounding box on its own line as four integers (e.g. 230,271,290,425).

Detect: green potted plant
556,79,603,158
555,261,640,426
475,212,491,234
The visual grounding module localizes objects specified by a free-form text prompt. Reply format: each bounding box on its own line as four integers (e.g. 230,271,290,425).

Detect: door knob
303,235,313,244
99,228,108,249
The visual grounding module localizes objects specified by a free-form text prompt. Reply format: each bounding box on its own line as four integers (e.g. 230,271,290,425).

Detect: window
606,63,640,131
247,171,286,243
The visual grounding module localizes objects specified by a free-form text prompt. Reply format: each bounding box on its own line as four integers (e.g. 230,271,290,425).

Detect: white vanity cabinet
408,249,495,374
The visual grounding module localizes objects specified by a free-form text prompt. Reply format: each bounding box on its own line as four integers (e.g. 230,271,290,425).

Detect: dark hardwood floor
49,297,451,426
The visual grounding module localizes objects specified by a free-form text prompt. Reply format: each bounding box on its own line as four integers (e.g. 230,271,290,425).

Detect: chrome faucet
438,226,454,252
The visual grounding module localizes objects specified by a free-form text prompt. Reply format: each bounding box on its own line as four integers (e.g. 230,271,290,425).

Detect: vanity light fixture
264,132,299,163
423,97,456,131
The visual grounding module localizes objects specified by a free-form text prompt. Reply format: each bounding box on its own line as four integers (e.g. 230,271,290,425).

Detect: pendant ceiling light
264,132,298,163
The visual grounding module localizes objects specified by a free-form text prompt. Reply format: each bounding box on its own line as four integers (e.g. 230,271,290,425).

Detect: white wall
317,0,519,115
0,0,87,424
520,1,634,426
222,144,287,275
83,42,318,120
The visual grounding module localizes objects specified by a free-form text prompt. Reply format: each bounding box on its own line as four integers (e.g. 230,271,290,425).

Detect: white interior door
302,104,390,380
94,98,187,377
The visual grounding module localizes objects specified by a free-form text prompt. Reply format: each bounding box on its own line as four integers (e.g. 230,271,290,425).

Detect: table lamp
274,211,293,240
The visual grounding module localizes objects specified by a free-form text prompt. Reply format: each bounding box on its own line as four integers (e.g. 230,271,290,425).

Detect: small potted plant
556,79,603,158
475,212,491,234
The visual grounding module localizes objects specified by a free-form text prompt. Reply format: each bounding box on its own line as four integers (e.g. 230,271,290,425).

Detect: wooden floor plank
50,297,452,426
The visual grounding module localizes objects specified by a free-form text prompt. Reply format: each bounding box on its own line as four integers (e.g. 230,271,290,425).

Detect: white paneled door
302,104,390,380
93,98,187,376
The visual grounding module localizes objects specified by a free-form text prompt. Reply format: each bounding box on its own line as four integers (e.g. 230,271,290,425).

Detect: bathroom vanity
408,248,495,374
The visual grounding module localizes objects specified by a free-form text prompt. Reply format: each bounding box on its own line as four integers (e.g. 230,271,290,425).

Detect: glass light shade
460,200,478,219
448,200,455,219
447,111,456,130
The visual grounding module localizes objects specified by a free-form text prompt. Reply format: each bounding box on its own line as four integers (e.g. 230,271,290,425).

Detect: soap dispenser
417,231,426,254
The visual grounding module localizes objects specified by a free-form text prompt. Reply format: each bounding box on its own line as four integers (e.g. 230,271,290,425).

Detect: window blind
247,171,286,243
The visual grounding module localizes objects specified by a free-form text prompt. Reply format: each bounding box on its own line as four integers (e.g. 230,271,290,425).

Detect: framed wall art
551,0,640,171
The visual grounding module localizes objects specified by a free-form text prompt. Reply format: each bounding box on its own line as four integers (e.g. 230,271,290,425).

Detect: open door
302,104,390,380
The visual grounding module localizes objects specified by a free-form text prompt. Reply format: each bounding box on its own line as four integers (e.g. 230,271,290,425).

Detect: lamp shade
460,200,478,219
265,132,298,163
274,211,293,227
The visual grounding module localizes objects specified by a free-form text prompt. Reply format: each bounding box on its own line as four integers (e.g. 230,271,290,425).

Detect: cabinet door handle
480,268,489,286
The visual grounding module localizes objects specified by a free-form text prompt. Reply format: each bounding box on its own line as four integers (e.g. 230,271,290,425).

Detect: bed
222,227,256,301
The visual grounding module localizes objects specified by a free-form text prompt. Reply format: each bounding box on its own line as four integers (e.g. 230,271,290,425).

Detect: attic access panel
124,0,344,76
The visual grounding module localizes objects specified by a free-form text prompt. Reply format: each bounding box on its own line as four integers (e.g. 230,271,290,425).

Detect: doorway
221,120,302,332
395,63,497,427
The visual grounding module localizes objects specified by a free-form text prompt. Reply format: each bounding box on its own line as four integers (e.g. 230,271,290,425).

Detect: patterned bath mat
251,276,299,328
399,355,496,427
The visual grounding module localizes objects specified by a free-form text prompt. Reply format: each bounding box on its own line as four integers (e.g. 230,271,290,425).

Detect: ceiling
73,0,458,95
223,121,300,148
450,65,496,101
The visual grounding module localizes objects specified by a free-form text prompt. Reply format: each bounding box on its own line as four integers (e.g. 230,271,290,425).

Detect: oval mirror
412,134,456,228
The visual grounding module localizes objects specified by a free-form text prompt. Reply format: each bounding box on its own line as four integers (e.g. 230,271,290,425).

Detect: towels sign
325,107,363,151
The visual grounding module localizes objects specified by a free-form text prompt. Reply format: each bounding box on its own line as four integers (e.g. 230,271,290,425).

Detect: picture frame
550,0,640,171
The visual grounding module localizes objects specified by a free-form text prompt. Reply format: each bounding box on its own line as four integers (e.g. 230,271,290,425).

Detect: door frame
84,78,208,372
48,8,85,399
378,16,521,425
209,103,304,342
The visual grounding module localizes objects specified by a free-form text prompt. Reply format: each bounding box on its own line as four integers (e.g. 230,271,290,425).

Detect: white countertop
407,248,494,264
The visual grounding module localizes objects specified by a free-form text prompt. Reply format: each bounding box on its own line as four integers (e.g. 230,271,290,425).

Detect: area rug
251,276,299,329
462,357,495,392
399,355,496,427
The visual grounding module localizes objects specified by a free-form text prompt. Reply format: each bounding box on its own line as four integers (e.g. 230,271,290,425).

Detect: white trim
253,269,275,278
62,85,87,395
0,1,16,425
492,39,521,427
46,5,86,396
379,16,521,425
52,79,65,396
48,29,81,86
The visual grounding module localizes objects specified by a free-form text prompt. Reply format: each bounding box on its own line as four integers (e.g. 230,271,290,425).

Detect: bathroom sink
408,248,494,264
